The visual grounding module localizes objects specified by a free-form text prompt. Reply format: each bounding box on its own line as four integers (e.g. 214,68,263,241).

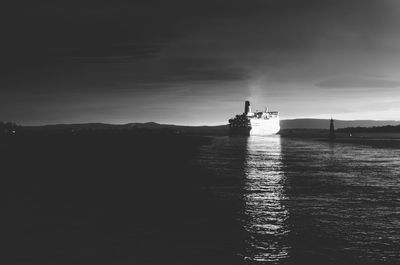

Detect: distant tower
329,117,335,141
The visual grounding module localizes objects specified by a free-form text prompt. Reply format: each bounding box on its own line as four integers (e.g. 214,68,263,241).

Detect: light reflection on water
197,135,400,265
241,136,289,263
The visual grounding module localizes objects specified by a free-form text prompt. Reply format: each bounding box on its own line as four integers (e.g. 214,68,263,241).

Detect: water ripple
196,136,400,264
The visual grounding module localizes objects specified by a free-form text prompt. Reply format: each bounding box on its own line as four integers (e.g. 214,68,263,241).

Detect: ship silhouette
229,101,280,136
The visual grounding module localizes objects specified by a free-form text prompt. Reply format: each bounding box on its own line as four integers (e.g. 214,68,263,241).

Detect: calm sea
196,136,400,265
3,134,400,264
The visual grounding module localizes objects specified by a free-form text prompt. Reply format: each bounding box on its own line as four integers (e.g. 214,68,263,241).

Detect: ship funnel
244,101,251,114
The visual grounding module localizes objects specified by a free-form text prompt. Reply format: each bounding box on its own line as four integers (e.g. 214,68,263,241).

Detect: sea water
3,134,400,265
196,136,400,265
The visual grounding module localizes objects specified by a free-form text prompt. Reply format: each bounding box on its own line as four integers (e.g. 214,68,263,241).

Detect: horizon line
12,118,400,128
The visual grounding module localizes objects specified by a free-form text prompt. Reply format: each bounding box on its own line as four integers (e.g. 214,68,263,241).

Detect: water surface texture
3,135,400,265
197,136,400,265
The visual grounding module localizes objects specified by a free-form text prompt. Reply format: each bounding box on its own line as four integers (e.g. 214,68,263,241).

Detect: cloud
115,56,250,87
3,0,400,124
67,42,165,63
315,77,400,89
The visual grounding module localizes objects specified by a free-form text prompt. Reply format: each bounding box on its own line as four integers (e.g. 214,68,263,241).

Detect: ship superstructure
229,101,280,136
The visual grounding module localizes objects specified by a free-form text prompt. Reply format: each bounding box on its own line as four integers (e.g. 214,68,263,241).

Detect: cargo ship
229,101,280,136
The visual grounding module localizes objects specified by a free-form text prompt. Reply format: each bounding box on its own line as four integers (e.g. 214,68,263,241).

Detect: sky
1,0,400,125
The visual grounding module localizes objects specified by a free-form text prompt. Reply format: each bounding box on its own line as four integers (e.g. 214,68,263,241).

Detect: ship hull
249,118,280,136
229,118,280,136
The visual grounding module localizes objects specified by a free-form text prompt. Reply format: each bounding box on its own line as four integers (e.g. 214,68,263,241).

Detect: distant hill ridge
22,122,229,135
23,119,400,130
280,119,400,129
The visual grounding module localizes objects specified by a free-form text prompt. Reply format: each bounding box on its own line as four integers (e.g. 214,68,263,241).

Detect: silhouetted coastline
4,118,400,137
279,128,400,149
4,120,400,150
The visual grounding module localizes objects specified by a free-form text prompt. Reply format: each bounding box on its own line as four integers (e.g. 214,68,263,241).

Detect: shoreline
280,129,400,149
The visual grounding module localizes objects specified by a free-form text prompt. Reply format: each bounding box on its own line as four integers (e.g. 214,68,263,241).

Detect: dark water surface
197,136,400,264
2,134,400,264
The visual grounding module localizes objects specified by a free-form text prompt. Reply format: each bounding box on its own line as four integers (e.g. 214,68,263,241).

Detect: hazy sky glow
2,0,400,125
